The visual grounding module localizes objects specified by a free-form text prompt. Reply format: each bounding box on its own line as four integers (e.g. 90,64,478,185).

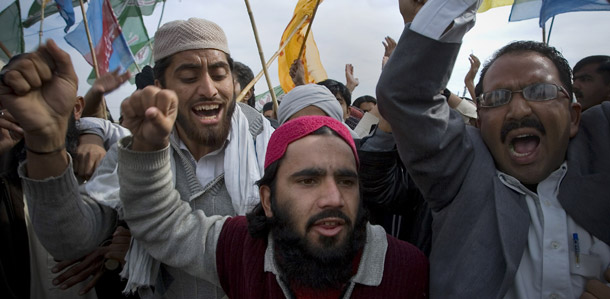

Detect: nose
505,92,533,120
316,178,345,209
196,73,219,99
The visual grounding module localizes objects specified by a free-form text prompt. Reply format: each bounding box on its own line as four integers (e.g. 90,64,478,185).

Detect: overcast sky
8,0,610,118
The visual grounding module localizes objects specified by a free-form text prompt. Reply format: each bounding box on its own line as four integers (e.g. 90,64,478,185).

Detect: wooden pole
39,0,48,47
78,0,107,119
297,0,321,59
0,41,12,59
243,0,278,110
234,15,308,107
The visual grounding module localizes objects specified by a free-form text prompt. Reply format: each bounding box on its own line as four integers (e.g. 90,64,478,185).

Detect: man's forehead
170,49,229,67
281,134,357,169
484,52,559,90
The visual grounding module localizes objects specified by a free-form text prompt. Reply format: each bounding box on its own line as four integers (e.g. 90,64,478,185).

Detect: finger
110,235,132,244
2,68,32,96
155,89,178,122
585,280,610,298
114,226,130,236
0,115,24,134
105,249,129,262
57,260,102,290
52,257,81,273
78,270,103,295
44,39,78,88
120,70,131,82
580,292,596,299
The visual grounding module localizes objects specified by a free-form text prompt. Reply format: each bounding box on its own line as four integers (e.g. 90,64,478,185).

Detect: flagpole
243,0,278,109
0,41,12,58
78,0,100,79
541,23,546,44
546,16,556,45
297,0,321,59
157,0,166,30
79,0,108,119
39,0,48,46
235,15,308,106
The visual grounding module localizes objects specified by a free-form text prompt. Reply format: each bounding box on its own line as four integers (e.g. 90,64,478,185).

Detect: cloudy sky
7,0,610,118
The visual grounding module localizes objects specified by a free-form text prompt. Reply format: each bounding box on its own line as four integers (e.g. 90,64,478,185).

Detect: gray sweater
20,104,270,298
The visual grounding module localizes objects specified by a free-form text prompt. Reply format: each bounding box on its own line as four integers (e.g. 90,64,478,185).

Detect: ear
260,185,273,217
569,101,582,138
73,96,85,120
154,79,162,88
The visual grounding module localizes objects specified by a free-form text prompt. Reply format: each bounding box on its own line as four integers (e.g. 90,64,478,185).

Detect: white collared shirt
179,135,229,189
500,162,610,299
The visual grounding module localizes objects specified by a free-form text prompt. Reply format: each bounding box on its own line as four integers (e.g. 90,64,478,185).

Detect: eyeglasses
477,83,570,108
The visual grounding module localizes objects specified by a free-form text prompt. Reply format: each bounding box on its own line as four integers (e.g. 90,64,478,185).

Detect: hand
0,110,24,155
52,247,109,295
382,36,397,69
0,40,77,152
105,226,132,267
465,54,480,83
345,64,359,93
120,86,178,152
580,268,610,299
74,134,106,181
289,59,306,86
368,104,392,133
383,36,397,58
465,54,480,100
90,68,130,96
399,0,427,24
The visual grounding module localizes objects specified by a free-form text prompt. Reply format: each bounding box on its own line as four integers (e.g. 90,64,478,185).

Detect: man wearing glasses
377,0,610,298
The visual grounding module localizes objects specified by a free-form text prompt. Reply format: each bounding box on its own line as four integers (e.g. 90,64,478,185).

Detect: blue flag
509,0,542,22
54,0,75,32
539,0,610,27
64,0,135,75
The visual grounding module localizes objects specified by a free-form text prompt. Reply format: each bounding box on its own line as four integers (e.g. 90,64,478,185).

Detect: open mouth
192,104,221,121
509,134,540,158
311,218,345,237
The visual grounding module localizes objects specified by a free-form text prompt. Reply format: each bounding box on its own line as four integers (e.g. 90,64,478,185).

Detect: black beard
176,98,236,149
270,200,368,291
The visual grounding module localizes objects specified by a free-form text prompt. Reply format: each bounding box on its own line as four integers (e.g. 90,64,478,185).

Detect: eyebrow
290,167,358,179
174,61,230,74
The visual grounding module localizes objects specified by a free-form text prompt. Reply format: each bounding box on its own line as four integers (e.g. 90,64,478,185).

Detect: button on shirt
500,162,610,299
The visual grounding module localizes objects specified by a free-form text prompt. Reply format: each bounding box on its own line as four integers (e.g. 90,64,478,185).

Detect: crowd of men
0,0,609,298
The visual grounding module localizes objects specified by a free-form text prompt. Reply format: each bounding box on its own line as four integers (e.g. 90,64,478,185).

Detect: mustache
573,89,583,99
500,117,546,143
305,209,351,232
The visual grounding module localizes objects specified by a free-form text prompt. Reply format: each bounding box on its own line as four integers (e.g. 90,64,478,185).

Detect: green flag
23,0,161,28
87,3,154,84
0,1,24,63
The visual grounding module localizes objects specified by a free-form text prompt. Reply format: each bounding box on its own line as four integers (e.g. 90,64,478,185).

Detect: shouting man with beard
114,114,428,298
0,18,273,298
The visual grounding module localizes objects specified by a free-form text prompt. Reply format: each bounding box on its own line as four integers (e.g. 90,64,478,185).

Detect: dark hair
262,101,274,112
475,41,573,100
153,53,234,88
317,79,352,107
574,55,610,85
135,65,154,90
246,126,344,238
352,95,376,108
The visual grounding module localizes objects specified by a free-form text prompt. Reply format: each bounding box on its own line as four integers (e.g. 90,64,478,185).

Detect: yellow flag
478,0,514,13
278,0,328,93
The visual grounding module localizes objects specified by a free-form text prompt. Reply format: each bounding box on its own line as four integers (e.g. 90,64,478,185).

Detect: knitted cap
277,84,344,125
154,18,230,62
264,115,359,169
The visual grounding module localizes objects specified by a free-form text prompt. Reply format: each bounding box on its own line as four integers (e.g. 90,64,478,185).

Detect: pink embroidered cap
264,115,358,169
